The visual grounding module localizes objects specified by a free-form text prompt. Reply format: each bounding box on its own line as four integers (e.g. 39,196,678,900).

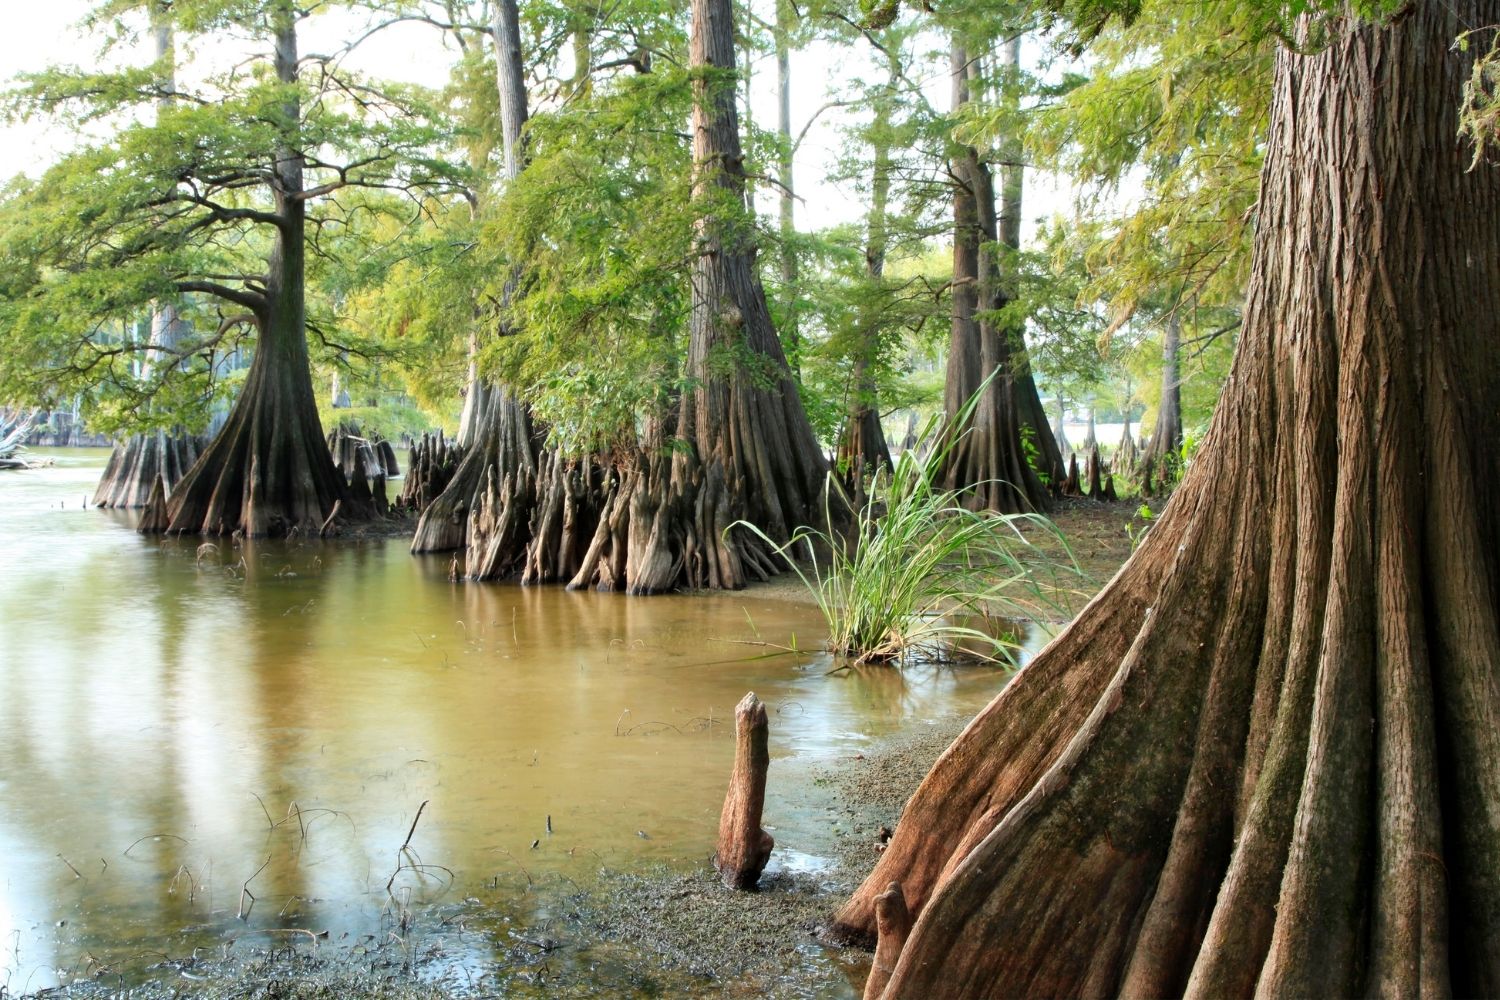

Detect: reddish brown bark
713,692,774,889
863,882,911,1000
836,5,1500,996
936,41,1049,515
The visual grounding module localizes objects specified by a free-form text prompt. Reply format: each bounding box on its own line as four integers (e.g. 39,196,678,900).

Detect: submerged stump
713,692,774,890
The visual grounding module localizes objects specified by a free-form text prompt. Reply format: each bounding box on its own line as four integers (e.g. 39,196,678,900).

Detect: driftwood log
713,692,774,890
0,410,41,469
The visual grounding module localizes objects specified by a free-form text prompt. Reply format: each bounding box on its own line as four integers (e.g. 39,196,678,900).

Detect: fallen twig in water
402,800,429,850
123,833,188,857
238,857,270,920
618,720,683,737
251,792,274,831
167,865,198,902
709,636,799,653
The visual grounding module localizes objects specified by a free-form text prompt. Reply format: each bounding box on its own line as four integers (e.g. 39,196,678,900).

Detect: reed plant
742,402,1082,666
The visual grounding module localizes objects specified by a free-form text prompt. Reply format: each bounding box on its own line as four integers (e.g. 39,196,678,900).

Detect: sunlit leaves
0,0,468,433
481,67,697,454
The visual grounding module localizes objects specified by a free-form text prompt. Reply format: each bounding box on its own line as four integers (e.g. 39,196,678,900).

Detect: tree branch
175,281,268,313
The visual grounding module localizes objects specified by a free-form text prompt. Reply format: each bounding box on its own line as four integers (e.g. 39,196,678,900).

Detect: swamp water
0,451,1026,997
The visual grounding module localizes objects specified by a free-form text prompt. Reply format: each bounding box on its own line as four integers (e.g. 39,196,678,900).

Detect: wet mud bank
34,717,968,1000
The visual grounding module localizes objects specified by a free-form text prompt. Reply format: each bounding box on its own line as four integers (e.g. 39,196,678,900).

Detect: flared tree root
93,430,204,508
831,5,1500,995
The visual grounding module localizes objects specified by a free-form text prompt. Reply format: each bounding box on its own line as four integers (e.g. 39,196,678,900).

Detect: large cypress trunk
142,2,353,538
627,0,827,591
936,41,1049,514
94,428,201,509
448,0,828,593
836,4,1500,996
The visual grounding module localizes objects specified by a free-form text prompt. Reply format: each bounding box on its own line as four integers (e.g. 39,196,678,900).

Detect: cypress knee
864,881,910,1000
713,692,774,890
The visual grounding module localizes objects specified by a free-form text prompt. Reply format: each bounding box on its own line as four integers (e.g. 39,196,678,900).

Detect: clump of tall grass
743,406,1082,667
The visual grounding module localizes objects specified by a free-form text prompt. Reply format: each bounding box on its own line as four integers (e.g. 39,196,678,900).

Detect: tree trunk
454,0,829,593
410,0,544,557
995,34,1066,488
774,0,800,370
936,41,1048,514
837,47,896,483
617,0,828,592
1052,393,1070,456
713,691,774,889
1139,311,1183,487
397,429,460,513
1117,405,1138,474
143,2,354,537
836,5,1500,997
94,430,201,508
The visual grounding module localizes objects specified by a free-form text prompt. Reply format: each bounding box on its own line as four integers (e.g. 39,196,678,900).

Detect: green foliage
1126,501,1155,550
319,401,443,443
795,233,951,443
0,0,466,433
741,395,1083,666
1123,304,1237,437
480,62,698,454
1019,423,1049,486
1024,0,1271,319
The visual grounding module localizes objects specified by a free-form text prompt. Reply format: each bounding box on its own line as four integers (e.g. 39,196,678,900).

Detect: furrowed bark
411,0,543,559
834,6,1500,996
434,0,826,594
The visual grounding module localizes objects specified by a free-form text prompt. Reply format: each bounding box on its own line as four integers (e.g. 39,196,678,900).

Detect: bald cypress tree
837,2,1500,995
0,0,458,536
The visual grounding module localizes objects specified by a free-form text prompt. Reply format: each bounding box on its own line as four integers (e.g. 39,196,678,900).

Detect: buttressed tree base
833,2,1500,995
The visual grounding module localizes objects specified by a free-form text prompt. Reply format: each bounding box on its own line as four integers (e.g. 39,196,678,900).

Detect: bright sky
0,1,1074,238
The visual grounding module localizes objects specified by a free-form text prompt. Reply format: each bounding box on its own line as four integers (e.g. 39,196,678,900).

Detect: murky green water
0,450,1018,995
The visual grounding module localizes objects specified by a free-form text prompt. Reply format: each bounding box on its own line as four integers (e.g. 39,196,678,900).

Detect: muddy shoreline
38,717,968,1000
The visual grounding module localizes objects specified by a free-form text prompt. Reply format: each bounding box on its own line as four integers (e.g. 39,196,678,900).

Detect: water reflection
0,451,1014,992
